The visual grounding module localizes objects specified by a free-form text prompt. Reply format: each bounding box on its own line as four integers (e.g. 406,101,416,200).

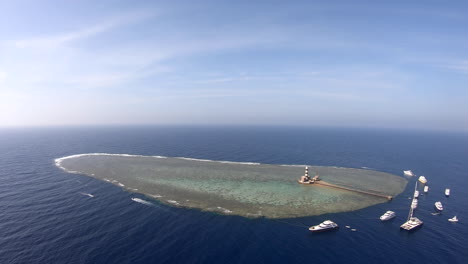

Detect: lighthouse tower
298,166,313,184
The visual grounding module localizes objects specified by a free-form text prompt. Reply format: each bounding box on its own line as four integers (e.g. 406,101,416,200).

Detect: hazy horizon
1,0,467,131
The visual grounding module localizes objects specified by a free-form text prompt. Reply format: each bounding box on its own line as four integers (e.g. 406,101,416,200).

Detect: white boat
445,188,450,196
400,217,423,231
403,170,415,176
401,184,423,231
414,190,419,198
418,176,427,184
448,216,458,222
424,186,429,193
435,201,443,211
309,220,339,232
380,211,396,221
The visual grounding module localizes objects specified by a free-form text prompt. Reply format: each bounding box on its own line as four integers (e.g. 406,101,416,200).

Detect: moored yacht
418,176,427,184
380,211,396,221
435,201,443,211
414,190,419,198
401,184,423,231
400,217,423,231
445,188,450,197
403,170,415,176
309,220,339,232
424,186,429,193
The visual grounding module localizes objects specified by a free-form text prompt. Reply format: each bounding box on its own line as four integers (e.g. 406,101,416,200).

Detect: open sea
0,126,467,264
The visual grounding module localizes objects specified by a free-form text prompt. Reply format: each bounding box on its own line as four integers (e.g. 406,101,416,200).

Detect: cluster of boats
399,171,458,231
308,171,458,233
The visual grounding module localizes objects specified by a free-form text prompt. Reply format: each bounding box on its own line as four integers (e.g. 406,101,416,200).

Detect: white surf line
79,192,94,198
55,153,269,171
175,157,260,165
216,206,233,214
54,153,168,168
166,200,180,205
131,197,153,206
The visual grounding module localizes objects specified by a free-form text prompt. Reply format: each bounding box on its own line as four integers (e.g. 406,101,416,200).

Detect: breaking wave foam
131,198,154,206
55,153,264,169
54,153,167,172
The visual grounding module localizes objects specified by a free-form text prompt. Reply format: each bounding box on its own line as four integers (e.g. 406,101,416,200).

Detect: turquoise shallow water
57,154,407,218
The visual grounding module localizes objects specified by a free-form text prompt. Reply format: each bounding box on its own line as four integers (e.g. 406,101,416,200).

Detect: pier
298,166,393,200
315,181,393,200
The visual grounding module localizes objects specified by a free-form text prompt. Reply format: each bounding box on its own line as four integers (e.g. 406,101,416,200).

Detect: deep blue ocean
0,126,467,264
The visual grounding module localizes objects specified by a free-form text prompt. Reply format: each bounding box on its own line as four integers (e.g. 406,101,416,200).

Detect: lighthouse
298,166,313,184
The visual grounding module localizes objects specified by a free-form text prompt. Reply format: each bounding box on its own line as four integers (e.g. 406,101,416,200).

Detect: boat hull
400,217,423,231
400,223,423,231
309,226,339,233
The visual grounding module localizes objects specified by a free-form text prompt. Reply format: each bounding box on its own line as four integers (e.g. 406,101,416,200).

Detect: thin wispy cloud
0,71,6,83
0,1,467,130
439,60,468,74
13,10,157,49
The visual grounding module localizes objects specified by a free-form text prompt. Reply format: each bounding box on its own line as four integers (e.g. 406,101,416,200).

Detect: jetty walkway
316,181,393,200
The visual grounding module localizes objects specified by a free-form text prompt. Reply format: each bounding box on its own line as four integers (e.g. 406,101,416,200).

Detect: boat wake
79,192,94,198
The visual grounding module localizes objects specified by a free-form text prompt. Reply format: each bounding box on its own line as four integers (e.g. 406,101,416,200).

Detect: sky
0,0,467,131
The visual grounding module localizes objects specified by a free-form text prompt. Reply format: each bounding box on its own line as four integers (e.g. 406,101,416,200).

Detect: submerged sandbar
56,154,407,218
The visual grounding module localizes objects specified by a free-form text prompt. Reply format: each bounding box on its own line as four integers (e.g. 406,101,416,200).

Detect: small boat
445,188,450,197
424,186,429,193
411,198,418,209
418,176,427,184
400,217,423,231
435,201,443,211
414,190,419,198
380,210,396,221
448,216,458,222
309,220,339,232
403,170,415,176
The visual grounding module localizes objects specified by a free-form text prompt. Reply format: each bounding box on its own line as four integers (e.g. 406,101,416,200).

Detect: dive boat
418,176,427,184
309,220,339,232
380,211,396,221
445,188,450,197
403,170,415,176
401,185,423,231
424,186,429,193
448,216,458,222
411,182,418,209
435,201,443,211
400,217,423,231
